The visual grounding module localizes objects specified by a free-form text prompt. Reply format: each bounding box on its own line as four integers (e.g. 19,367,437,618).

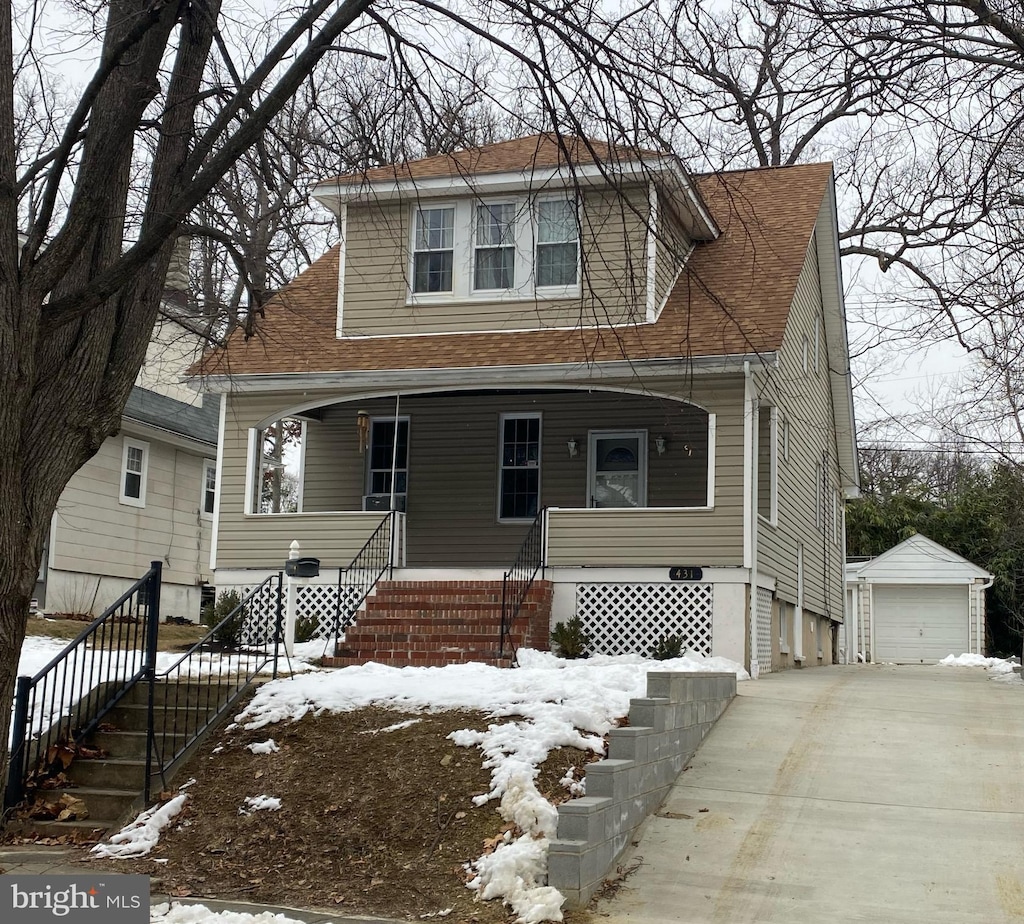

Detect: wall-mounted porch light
655,435,668,455
356,410,370,453
567,437,579,458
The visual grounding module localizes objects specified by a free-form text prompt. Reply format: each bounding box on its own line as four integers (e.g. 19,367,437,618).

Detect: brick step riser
322,655,513,669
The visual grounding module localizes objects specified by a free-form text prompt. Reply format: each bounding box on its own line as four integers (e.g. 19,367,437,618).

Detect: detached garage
845,534,993,664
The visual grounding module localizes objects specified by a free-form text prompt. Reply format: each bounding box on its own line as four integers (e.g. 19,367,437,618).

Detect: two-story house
191,134,859,674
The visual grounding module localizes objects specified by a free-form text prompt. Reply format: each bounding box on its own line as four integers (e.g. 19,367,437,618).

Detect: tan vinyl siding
756,226,845,622
52,433,213,586
217,379,744,569
339,186,650,337
653,198,691,313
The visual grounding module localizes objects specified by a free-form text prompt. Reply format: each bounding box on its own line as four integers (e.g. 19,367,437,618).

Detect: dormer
311,135,719,339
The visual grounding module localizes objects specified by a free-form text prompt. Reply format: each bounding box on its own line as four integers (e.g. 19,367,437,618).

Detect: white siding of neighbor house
215,376,746,571
755,219,845,632
49,428,213,616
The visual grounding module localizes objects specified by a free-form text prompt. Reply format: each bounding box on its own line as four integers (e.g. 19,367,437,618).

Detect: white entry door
873,584,969,663
588,431,647,508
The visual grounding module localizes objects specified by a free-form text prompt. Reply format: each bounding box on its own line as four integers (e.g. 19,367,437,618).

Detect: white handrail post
284,539,300,656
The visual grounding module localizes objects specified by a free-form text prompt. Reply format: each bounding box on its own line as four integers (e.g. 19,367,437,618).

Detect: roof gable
852,534,993,582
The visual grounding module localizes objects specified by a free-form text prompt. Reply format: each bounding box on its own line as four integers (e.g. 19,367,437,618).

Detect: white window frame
472,201,519,293
201,459,216,519
120,438,150,508
411,204,456,295
587,429,648,509
246,418,306,515
498,412,542,522
408,195,580,305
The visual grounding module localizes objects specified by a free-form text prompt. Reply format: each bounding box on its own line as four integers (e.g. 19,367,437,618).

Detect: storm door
588,430,647,508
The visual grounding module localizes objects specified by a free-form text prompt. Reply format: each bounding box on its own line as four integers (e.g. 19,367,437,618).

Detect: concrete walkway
593,664,1024,924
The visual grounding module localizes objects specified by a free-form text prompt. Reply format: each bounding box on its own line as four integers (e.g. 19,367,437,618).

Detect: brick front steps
321,579,552,668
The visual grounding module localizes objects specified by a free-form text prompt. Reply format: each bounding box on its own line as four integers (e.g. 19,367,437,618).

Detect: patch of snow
939,653,1017,674
361,718,422,735
91,793,188,859
246,739,279,754
240,795,281,814
151,903,308,923
559,767,585,797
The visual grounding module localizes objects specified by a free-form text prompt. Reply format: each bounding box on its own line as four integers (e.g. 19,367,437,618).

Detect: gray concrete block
646,671,687,703
547,850,581,892
582,839,615,888
629,697,670,731
586,759,634,801
607,726,653,762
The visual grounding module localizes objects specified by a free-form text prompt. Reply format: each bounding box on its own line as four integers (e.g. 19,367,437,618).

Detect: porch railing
500,508,547,658
144,573,283,802
331,511,399,648
5,561,163,811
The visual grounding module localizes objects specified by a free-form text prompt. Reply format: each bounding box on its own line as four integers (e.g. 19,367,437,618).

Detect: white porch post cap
289,539,300,560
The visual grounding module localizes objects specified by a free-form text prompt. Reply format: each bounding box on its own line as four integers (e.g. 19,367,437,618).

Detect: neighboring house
191,134,859,674
38,305,217,622
845,534,993,664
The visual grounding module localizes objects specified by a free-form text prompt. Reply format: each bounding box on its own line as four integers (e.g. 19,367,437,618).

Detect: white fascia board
199,352,776,395
645,182,658,323
120,417,215,453
335,204,347,338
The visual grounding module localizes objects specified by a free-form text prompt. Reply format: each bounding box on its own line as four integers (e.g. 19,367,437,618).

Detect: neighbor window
499,414,541,520
413,207,455,293
201,459,216,518
120,438,149,507
536,198,579,287
474,203,516,290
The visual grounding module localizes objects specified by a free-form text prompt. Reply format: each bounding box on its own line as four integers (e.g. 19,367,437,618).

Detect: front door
588,430,647,508
365,417,409,511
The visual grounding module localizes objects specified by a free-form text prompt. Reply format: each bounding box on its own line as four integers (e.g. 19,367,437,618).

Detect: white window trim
498,412,542,523
119,438,150,508
587,429,648,509
706,412,717,509
408,195,581,306
201,458,216,520
246,419,306,516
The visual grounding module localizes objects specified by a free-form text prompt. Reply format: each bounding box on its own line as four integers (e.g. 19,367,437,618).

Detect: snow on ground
91,793,189,859
235,648,748,923
151,904,308,923
938,653,1018,674
240,795,282,813
246,739,279,754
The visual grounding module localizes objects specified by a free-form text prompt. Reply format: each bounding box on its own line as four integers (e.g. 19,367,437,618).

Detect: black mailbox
285,557,320,578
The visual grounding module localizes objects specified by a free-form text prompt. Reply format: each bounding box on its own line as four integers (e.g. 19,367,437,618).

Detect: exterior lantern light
655,435,668,455
567,437,579,458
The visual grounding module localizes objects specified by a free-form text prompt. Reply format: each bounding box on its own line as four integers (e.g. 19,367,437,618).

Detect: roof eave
192,352,775,395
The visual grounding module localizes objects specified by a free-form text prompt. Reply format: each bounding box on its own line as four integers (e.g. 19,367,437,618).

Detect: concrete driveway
592,664,1024,923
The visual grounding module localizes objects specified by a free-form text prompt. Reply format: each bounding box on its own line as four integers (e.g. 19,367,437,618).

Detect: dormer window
537,198,578,287
407,196,579,304
474,203,516,290
413,207,455,293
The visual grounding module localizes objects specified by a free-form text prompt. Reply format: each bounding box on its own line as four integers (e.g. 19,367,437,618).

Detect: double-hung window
499,414,541,520
474,203,516,290
120,438,149,507
202,459,217,518
413,207,455,293
536,198,578,287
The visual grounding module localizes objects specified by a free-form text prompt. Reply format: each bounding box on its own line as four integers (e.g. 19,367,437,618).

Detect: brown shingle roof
323,134,652,187
192,161,832,379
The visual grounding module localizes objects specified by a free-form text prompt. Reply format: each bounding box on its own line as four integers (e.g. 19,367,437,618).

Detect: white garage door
873,584,968,663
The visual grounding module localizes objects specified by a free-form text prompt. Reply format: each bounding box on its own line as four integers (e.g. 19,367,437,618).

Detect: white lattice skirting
755,587,774,675
575,583,713,657
225,582,360,643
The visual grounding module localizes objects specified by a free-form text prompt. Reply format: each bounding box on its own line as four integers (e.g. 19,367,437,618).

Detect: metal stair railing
144,573,283,801
500,508,547,658
5,561,163,811
331,510,399,649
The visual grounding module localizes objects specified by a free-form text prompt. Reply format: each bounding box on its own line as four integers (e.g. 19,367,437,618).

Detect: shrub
294,613,321,644
649,634,684,660
551,615,591,659
203,589,245,648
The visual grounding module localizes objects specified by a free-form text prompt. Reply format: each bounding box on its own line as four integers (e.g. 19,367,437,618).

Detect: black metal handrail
500,508,546,657
331,511,398,649
5,561,163,811
144,573,283,801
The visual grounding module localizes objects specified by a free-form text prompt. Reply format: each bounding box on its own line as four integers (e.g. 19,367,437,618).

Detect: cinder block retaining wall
548,670,737,908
